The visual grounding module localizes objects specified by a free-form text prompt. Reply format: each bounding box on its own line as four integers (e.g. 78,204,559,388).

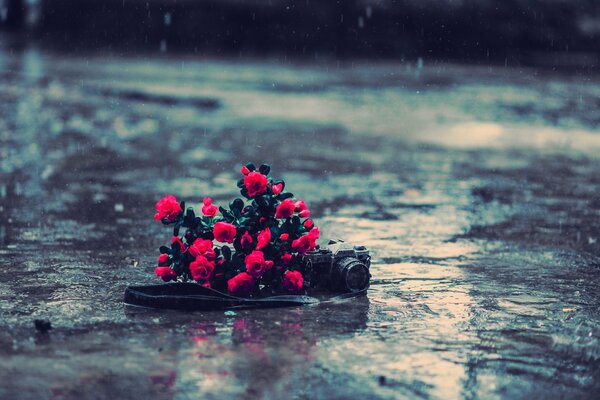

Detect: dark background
2,0,599,67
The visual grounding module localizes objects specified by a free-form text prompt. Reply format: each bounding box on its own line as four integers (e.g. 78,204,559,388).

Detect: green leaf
186,208,195,219
245,162,256,171
259,164,271,175
159,246,171,254
230,198,244,211
222,245,232,261
278,192,294,200
237,178,245,188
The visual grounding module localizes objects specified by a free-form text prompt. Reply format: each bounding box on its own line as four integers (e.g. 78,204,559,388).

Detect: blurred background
1,0,599,67
1,1,600,400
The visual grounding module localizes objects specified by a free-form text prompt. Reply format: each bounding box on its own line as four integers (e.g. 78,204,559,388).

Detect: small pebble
34,319,52,334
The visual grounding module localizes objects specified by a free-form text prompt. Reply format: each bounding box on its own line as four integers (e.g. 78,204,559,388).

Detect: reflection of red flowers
171,236,187,253
281,253,292,265
213,222,237,243
154,195,182,221
155,266,177,282
201,197,218,217
157,253,170,265
283,270,304,292
245,250,267,277
256,228,271,250
244,172,268,197
272,183,283,195
190,255,215,281
227,272,255,295
189,238,216,260
240,231,253,249
275,199,295,219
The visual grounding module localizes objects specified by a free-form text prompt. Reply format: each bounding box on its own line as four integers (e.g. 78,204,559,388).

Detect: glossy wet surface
1,45,600,399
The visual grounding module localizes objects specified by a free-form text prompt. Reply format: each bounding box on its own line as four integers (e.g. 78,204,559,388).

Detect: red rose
244,172,268,197
227,272,255,295
279,233,289,241
309,226,320,239
295,200,308,213
245,250,266,277
299,210,310,218
157,253,170,265
283,270,304,292
213,222,236,243
240,165,250,175
201,197,218,217
240,231,254,249
281,253,292,265
154,195,182,221
303,219,314,229
256,228,271,250
291,233,317,255
265,260,274,270
189,238,216,260
155,266,177,282
189,255,215,281
275,199,295,219
171,236,187,253
272,183,283,195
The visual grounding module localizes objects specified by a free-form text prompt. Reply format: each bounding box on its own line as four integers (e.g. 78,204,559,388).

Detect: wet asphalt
1,45,600,399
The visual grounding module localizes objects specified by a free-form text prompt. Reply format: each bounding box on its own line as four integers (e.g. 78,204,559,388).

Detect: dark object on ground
124,283,366,310
33,319,52,333
304,240,371,292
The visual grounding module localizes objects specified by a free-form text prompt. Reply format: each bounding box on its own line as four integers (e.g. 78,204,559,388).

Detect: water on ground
1,44,600,399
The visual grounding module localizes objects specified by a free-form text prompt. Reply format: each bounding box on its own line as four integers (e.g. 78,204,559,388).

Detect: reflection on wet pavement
1,45,600,399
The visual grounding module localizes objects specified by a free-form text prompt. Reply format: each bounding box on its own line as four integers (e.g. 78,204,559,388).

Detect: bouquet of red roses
152,163,320,297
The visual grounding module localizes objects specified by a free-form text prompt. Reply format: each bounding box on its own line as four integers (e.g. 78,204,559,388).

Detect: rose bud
279,233,289,241
256,228,271,250
282,270,304,292
155,267,177,282
241,165,250,175
303,219,314,229
157,253,170,266
240,231,254,249
201,197,218,217
272,183,283,195
299,209,310,218
154,195,182,222
281,253,292,264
